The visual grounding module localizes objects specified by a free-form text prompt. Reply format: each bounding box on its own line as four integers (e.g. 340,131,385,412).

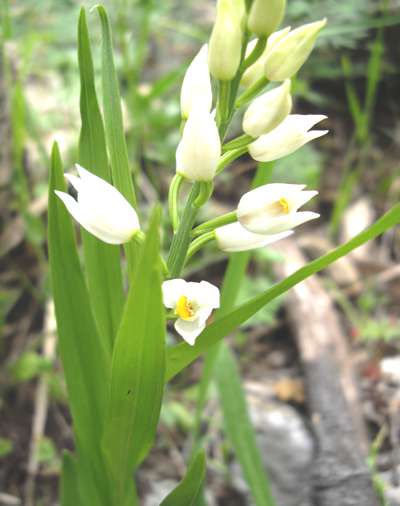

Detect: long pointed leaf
61,451,80,506
48,142,111,505
96,4,139,274
160,450,206,506
166,203,400,380
78,7,124,352
102,208,165,503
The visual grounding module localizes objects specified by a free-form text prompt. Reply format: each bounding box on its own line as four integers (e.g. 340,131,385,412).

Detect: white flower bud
162,279,220,345
243,79,292,137
180,45,213,119
248,0,286,37
248,114,328,162
215,222,293,252
264,19,327,81
55,164,140,244
176,107,221,182
241,27,291,88
237,183,319,234
208,0,242,81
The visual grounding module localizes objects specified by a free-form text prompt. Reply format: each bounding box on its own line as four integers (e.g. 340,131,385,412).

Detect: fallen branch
273,238,379,506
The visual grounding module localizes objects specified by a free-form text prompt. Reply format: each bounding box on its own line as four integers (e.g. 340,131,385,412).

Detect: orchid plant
48,2,400,505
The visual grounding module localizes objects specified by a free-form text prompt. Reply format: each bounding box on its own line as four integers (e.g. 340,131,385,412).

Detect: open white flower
237,183,319,234
176,106,221,182
180,44,212,119
55,164,140,244
243,79,292,137
215,222,293,252
162,279,220,345
248,114,328,162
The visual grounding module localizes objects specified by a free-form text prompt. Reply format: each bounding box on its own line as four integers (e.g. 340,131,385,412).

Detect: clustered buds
56,4,329,346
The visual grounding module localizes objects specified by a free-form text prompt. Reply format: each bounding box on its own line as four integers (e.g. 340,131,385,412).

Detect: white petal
162,279,188,309
176,107,221,182
196,281,220,309
215,222,293,252
238,183,306,217
285,190,318,212
64,173,83,192
54,191,85,225
180,44,212,118
241,211,319,235
175,317,205,346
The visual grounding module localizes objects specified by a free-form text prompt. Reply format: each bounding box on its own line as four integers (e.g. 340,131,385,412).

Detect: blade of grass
166,202,400,380
78,7,124,353
96,4,139,275
102,208,165,504
160,450,206,506
61,451,80,506
48,142,111,505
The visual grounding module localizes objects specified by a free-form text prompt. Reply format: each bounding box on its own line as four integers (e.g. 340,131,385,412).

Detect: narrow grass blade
160,450,206,506
217,345,275,505
96,4,139,275
61,451,80,506
96,4,137,208
166,203,400,380
102,208,165,502
48,142,111,505
78,7,124,352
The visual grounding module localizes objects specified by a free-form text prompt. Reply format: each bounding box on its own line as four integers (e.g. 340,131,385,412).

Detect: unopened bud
264,19,327,81
243,79,292,137
248,0,286,37
241,27,290,87
180,45,212,119
208,0,242,81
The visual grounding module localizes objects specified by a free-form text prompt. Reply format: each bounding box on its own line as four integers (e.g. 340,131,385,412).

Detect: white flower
180,44,213,119
248,114,328,162
176,106,221,182
215,222,293,252
264,19,327,81
237,183,319,234
241,27,291,88
162,279,220,345
243,79,292,137
55,164,140,244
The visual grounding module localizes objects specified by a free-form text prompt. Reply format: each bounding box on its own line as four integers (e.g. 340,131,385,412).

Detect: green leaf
61,451,80,506
78,7,124,353
217,346,275,505
160,450,206,506
48,142,111,505
96,4,139,275
166,203,400,381
96,4,137,208
102,208,165,503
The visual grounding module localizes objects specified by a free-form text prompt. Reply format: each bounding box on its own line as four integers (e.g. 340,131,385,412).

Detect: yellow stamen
279,197,290,214
176,295,194,321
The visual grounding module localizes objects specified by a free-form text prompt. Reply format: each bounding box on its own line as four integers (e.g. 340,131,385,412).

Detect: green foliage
0,437,13,458
160,450,206,506
102,208,165,504
10,351,52,382
78,7,125,353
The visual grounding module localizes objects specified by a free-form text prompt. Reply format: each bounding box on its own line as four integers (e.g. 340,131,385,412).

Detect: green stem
223,133,254,152
192,211,237,237
236,76,269,109
241,37,266,71
167,183,201,278
217,146,248,174
186,232,215,262
168,174,185,232
216,80,232,138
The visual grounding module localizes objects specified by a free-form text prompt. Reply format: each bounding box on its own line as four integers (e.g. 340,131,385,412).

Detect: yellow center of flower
278,197,290,214
176,295,195,321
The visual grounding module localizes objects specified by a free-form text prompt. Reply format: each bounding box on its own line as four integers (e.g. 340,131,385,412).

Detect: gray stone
231,382,314,506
